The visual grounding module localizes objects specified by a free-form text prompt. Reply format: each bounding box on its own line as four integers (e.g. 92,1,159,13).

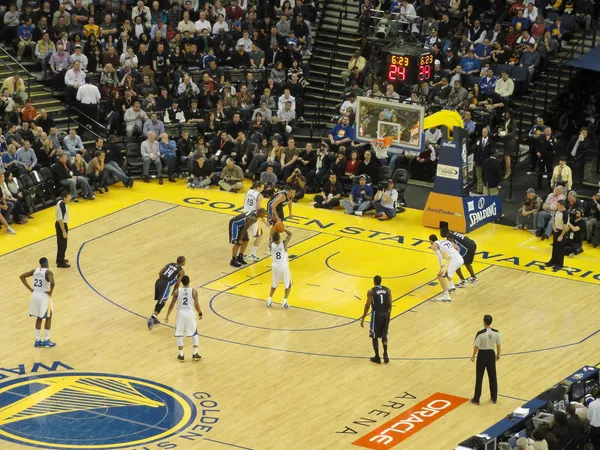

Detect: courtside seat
392,169,409,208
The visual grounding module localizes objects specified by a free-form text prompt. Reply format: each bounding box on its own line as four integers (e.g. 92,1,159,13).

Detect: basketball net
371,137,393,155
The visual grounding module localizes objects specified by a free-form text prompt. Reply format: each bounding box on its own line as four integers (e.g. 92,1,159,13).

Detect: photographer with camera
372,179,398,220
286,167,306,201
342,175,373,216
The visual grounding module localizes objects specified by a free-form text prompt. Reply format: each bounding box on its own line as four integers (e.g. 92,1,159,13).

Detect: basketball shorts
271,266,292,289
174,310,198,338
369,311,390,340
29,292,52,319
268,204,285,225
155,278,175,303
463,244,477,265
446,255,464,277
229,218,249,244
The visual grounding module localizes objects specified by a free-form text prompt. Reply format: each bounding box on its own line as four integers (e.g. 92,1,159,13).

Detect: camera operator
373,179,398,220
286,167,306,201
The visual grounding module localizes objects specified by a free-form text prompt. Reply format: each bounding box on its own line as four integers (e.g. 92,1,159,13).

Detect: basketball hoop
371,137,393,156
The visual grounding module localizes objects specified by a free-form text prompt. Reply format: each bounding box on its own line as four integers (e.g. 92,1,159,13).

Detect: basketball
274,221,285,233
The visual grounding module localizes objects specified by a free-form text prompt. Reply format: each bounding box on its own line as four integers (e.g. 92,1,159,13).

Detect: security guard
471,314,501,405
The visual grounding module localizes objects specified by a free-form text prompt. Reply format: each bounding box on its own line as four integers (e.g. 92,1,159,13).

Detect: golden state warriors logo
0,372,197,449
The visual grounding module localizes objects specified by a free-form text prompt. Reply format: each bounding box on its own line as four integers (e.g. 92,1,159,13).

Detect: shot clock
383,47,434,85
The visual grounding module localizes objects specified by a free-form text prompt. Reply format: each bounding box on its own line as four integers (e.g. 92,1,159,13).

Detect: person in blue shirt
460,50,481,75
519,43,540,82
473,39,492,66
463,110,476,134
479,68,497,98
342,174,374,216
285,30,301,53
328,115,356,152
159,132,178,182
511,10,530,32
17,17,36,61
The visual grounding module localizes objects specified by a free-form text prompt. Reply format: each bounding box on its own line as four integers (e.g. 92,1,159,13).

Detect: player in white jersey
429,234,464,302
267,229,292,308
243,181,268,261
19,257,57,348
165,275,203,363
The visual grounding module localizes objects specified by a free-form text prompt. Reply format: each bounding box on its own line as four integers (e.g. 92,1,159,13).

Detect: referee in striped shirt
471,314,501,405
55,191,71,269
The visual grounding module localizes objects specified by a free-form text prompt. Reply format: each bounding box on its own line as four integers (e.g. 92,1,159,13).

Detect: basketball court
1,180,600,450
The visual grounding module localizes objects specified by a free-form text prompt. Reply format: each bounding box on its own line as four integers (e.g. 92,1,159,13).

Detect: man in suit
474,127,493,194
482,151,503,195
536,127,556,180
566,127,592,177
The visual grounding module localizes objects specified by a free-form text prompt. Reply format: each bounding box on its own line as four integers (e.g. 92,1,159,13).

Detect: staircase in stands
0,51,81,137
509,26,598,141
300,0,362,143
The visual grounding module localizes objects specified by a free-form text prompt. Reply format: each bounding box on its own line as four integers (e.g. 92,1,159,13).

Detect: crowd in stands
0,0,598,233
502,388,600,450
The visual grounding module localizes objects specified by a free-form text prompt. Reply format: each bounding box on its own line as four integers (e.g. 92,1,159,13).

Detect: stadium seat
465,76,481,89
392,169,409,207
494,64,512,77
181,125,199,137
511,67,530,93
125,143,144,178
561,14,574,32
39,167,58,206
378,165,392,182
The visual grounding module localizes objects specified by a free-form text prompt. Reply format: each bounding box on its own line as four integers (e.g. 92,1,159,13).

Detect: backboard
355,96,425,154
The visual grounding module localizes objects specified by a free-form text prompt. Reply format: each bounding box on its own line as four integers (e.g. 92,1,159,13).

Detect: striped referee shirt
474,328,501,351
55,199,69,224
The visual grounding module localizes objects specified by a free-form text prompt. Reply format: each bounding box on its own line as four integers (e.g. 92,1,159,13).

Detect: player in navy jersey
441,228,478,285
147,256,186,330
360,275,392,364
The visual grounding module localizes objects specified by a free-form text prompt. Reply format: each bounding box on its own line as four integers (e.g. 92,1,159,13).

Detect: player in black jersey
147,256,186,330
360,275,392,364
267,188,296,240
441,229,478,285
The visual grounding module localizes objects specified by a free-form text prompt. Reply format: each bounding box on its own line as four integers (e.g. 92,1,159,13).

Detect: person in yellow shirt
1,74,27,104
84,17,100,38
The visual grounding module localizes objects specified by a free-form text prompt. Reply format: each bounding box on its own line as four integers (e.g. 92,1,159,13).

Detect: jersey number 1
378,294,384,305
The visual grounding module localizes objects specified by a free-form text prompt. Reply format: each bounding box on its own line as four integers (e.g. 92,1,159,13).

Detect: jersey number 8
275,252,281,259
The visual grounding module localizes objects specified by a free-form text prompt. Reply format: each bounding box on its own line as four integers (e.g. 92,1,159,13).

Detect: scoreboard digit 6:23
385,52,434,85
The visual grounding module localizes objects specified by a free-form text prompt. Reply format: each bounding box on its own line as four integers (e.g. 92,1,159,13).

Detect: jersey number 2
182,297,188,306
